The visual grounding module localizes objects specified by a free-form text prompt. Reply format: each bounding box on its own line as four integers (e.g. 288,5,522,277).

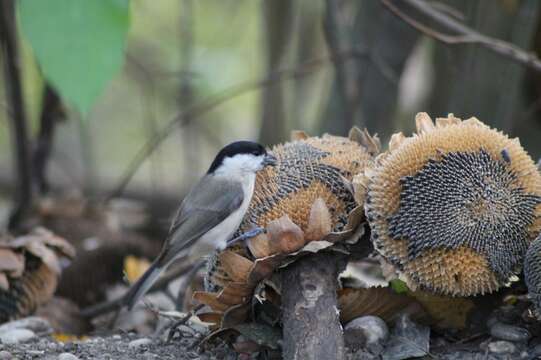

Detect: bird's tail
124,261,164,310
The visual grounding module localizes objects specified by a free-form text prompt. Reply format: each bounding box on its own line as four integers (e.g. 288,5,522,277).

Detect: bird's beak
263,153,277,167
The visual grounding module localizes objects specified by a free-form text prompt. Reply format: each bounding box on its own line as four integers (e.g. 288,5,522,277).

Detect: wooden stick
281,252,347,360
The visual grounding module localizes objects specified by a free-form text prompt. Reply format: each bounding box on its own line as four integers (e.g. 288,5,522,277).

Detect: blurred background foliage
1,0,541,229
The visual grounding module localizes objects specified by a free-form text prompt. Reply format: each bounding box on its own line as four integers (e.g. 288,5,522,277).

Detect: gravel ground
0,333,238,360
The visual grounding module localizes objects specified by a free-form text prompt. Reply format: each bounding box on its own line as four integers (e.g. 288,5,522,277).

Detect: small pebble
530,343,541,357
58,353,79,360
128,338,152,349
488,340,516,355
0,351,11,360
141,353,158,360
26,350,44,356
112,334,121,340
486,316,498,329
490,322,530,342
0,317,52,336
0,329,36,345
345,315,389,345
382,314,429,360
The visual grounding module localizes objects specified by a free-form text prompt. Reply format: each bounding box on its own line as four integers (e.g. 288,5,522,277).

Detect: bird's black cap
207,141,267,174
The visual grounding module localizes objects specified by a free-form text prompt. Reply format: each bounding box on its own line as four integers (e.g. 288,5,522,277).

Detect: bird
124,141,277,310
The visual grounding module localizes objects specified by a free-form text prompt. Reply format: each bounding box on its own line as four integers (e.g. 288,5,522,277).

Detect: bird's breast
195,175,255,253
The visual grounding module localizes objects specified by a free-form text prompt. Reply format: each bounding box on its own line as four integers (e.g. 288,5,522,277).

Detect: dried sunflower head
525,234,541,316
198,130,378,327
365,113,541,296
0,228,75,323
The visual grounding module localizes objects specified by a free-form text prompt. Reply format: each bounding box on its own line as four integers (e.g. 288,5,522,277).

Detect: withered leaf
267,216,305,254
408,290,475,330
218,251,254,283
338,287,420,324
290,130,309,141
0,248,24,276
247,232,272,259
415,112,435,134
217,287,248,306
197,312,223,326
0,273,8,291
221,303,251,329
305,198,332,242
193,291,230,312
388,132,406,152
248,254,283,287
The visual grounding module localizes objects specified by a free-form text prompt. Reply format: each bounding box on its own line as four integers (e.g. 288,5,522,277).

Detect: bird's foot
227,227,266,247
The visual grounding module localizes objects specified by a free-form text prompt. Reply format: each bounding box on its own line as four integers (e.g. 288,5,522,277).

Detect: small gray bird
124,141,276,309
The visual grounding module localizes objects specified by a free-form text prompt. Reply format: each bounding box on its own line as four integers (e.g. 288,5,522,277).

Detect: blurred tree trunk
321,0,419,138
429,0,541,136
178,0,200,182
292,1,323,132
258,0,295,145
33,84,65,194
0,0,32,231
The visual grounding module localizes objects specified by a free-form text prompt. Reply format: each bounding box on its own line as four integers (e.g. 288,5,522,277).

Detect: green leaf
390,279,409,294
18,0,130,115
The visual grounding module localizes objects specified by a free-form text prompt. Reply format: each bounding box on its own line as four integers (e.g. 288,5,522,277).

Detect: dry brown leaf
0,248,24,276
388,132,406,152
197,312,223,325
193,291,230,312
248,255,283,287
217,288,248,306
123,255,151,283
290,130,309,141
0,273,9,291
267,216,305,254
221,303,251,328
218,251,254,283
25,241,62,274
348,127,381,156
247,232,272,259
220,282,254,297
52,333,88,343
305,198,332,242
415,112,435,133
37,229,76,259
352,174,369,206
338,287,421,324
408,290,475,329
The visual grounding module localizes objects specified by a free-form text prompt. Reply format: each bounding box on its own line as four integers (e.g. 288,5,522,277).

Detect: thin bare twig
323,0,358,129
33,84,65,194
166,303,205,343
380,0,541,72
107,49,369,199
0,0,32,231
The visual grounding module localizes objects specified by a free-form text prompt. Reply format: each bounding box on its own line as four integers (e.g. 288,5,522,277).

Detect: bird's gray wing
157,176,244,266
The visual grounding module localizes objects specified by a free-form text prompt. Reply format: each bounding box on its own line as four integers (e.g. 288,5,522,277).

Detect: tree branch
33,84,65,194
107,49,370,199
0,0,33,231
323,0,358,130
380,0,541,73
